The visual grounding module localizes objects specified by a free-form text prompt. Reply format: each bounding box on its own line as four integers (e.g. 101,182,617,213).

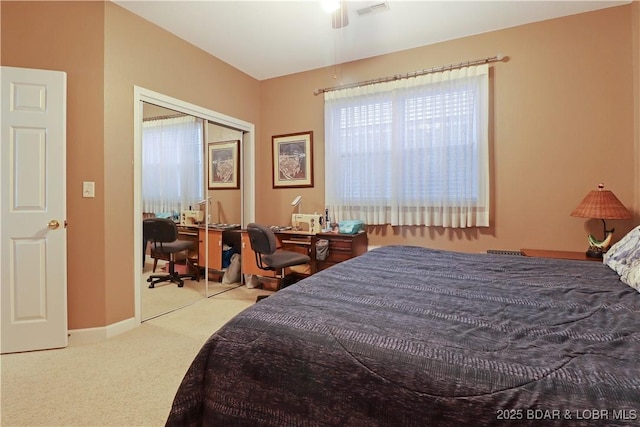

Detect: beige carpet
141,259,240,321
0,285,274,427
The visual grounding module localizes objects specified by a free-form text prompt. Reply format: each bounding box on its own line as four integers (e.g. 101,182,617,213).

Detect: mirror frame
133,86,256,324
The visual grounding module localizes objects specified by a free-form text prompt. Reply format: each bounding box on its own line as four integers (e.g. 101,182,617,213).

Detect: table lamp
198,196,213,224
570,183,632,258
291,195,303,230
291,195,302,214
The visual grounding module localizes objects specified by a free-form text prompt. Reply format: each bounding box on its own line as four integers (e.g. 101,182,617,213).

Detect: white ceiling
113,0,630,81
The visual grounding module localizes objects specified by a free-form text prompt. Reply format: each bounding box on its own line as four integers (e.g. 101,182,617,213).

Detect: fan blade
332,3,349,29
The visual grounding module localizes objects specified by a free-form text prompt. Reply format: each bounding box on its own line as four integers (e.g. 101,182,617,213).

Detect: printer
291,213,323,233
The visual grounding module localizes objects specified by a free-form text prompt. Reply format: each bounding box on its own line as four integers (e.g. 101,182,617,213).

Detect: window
324,64,489,227
142,115,204,215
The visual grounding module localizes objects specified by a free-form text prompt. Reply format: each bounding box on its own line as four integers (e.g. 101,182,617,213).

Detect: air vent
487,250,523,256
356,2,390,16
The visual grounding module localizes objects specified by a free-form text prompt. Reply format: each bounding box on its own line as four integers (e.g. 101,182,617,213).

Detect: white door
1,66,67,354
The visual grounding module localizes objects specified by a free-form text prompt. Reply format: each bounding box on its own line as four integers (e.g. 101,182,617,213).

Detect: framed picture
272,131,314,188
208,140,240,189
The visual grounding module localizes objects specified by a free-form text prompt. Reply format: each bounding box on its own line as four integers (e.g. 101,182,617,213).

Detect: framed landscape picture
272,131,313,188
208,140,240,189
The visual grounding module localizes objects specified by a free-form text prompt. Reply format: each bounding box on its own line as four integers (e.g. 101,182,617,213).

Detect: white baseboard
367,245,381,251
68,317,137,345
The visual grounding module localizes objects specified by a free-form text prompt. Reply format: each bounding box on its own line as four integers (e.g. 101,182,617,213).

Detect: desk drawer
315,232,368,273
325,238,354,262
327,238,353,251
316,260,338,271
325,250,352,263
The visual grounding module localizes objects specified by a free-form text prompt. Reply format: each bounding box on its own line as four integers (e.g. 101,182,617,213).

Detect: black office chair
143,218,198,288
247,223,311,294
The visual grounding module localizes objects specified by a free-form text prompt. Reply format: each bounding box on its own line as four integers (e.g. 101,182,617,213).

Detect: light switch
82,181,95,198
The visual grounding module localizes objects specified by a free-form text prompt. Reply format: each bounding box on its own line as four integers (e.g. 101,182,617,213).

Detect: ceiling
113,0,630,81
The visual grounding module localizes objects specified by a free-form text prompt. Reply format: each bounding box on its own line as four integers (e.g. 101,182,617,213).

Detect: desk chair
143,218,198,288
247,223,310,295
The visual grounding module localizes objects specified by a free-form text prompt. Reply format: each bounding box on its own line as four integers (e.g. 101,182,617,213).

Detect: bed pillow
603,225,640,289
620,258,640,292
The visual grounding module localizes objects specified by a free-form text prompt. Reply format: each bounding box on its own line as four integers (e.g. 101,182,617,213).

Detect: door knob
48,220,60,230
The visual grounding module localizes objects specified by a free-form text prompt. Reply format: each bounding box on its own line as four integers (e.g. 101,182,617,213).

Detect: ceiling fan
331,1,349,29
322,0,349,28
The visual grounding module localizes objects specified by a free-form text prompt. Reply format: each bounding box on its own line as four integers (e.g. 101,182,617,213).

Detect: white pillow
603,225,640,291
620,258,640,293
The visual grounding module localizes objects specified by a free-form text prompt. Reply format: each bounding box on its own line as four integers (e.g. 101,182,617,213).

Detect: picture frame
272,131,314,188
208,140,240,189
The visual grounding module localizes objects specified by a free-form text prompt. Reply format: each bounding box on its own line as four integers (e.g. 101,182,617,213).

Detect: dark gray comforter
166,245,640,426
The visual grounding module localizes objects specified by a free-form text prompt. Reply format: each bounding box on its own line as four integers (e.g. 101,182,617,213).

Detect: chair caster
148,283,155,288
177,281,184,287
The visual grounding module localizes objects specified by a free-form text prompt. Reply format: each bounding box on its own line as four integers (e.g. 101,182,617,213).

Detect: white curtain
324,64,489,228
142,115,204,215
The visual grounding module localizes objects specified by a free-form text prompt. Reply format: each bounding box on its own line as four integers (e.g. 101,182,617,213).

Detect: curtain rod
313,54,507,96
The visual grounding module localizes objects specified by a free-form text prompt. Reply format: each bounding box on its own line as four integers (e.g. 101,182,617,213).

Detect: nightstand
520,249,602,262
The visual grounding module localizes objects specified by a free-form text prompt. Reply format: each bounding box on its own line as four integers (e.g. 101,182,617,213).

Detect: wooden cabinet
198,227,242,273
315,232,368,271
199,228,223,270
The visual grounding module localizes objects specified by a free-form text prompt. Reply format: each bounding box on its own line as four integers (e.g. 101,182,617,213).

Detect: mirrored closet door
140,102,207,320
138,98,250,322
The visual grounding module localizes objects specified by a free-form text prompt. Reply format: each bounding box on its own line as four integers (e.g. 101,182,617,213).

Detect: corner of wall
67,316,137,345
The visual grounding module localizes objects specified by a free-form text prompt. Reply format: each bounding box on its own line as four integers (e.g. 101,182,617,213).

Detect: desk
241,229,369,288
241,230,317,279
277,230,317,274
198,226,241,274
315,231,368,271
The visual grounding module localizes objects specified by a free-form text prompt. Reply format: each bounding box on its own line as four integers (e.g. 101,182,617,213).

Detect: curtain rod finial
496,54,504,61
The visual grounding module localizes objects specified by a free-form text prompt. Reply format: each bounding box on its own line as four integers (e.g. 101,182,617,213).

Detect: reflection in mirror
140,103,245,321
206,121,243,225
197,122,244,293
141,102,206,320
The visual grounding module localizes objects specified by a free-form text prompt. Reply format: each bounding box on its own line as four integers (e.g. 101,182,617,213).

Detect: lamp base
585,248,604,259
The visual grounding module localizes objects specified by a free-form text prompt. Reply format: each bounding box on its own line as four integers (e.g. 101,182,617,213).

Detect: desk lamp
291,196,302,229
291,195,302,214
570,183,631,258
198,196,213,224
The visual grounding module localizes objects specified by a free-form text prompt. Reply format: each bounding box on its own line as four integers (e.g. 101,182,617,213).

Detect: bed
166,239,640,426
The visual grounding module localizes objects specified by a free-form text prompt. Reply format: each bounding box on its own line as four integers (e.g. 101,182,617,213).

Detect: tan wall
1,1,108,328
259,4,639,253
2,1,260,329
